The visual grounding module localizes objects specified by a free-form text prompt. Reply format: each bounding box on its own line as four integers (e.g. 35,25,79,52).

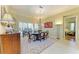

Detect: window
28,23,33,30
19,22,39,34
70,23,75,32
34,23,39,31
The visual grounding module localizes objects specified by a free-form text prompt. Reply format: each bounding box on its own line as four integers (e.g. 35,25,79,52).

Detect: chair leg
28,39,31,43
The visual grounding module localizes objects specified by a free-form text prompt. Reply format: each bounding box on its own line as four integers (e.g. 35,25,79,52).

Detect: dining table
32,33,41,41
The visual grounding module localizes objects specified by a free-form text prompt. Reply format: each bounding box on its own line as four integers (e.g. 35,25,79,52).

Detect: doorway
64,16,77,41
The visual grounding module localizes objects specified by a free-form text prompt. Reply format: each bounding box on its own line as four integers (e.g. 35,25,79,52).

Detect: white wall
41,7,79,42
41,17,57,40
51,7,79,42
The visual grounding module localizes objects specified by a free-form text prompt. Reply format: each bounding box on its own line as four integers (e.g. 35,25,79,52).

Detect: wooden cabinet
0,33,20,54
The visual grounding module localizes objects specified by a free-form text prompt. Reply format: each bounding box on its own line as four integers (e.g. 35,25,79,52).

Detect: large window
34,23,39,31
19,22,39,36
27,23,33,31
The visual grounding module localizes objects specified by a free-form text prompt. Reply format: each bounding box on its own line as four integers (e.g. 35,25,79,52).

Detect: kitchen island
0,33,20,54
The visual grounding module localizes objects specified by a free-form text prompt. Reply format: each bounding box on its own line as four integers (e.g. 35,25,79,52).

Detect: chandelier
0,5,15,25
38,5,44,29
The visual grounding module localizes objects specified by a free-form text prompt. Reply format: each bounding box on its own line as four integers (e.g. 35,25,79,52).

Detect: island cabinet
0,33,20,54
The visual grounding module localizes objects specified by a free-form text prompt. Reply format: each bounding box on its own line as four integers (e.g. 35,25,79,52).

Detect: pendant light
38,5,43,30
2,6,15,24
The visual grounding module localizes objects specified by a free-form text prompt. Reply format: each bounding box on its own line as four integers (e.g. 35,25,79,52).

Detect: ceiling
6,5,79,22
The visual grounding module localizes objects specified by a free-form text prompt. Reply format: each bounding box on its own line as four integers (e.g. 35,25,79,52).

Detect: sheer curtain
19,22,39,36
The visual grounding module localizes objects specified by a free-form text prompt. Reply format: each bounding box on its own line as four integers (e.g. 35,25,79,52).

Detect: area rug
21,36,57,54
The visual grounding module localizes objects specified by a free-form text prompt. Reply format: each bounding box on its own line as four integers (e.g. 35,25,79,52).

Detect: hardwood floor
65,35,75,41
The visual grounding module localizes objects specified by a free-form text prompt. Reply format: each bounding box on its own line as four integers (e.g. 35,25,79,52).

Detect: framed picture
44,22,53,28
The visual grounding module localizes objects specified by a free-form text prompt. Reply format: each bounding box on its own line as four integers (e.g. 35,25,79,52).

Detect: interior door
64,16,76,41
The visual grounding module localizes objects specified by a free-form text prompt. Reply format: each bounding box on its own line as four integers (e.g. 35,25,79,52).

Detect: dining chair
40,32,45,40
44,32,48,39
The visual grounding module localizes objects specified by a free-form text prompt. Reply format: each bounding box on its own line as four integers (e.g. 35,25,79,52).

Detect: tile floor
41,39,79,54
